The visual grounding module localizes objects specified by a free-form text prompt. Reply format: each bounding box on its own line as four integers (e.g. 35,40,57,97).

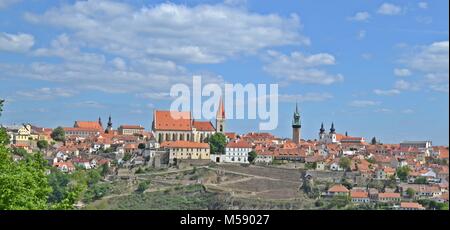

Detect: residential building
118,125,145,135
161,141,210,164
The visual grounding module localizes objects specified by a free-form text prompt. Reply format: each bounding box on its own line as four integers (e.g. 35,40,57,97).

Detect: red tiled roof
225,132,237,139
192,121,215,131
351,191,369,199
161,141,209,149
74,121,102,130
154,111,192,131
401,202,424,209
328,184,350,193
378,193,401,199
227,141,252,149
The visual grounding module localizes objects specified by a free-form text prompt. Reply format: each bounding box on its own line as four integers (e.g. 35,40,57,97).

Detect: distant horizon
1,0,448,145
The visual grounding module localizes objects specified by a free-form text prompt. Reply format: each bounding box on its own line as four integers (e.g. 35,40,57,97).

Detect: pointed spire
217,96,225,119
296,101,299,113
330,122,336,133
320,122,325,134
98,116,103,127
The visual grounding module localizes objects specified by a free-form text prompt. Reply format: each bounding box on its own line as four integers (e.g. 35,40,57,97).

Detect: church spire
320,122,325,134
216,96,225,133
330,122,336,134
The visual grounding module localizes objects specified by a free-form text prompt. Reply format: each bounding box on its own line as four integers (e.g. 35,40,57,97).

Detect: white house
254,152,273,165
222,140,252,164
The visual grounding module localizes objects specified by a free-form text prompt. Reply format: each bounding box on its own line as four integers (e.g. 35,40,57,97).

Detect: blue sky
0,0,448,145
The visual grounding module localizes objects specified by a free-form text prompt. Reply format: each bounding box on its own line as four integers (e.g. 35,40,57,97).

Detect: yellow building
161,141,210,163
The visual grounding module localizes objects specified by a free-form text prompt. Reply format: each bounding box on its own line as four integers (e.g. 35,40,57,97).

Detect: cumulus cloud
394,68,412,77
278,93,333,102
25,1,307,64
377,3,403,15
347,11,370,22
400,41,449,93
373,89,401,96
16,87,78,100
263,50,343,85
418,2,428,9
357,30,366,40
0,32,34,52
349,100,381,107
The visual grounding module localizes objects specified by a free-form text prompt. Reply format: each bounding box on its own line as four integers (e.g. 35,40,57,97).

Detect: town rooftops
153,110,192,131
161,141,209,149
378,192,401,199
328,184,350,193
226,140,252,149
192,121,215,132
74,121,103,130
400,202,425,209
350,191,369,199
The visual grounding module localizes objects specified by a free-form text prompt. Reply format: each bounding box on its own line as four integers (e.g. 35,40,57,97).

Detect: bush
136,181,150,193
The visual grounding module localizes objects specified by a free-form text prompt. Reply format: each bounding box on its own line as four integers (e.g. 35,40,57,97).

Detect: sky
0,0,448,145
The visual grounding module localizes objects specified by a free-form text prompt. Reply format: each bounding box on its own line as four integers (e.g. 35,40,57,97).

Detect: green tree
51,127,65,142
414,176,428,184
396,166,411,182
100,163,109,177
248,151,257,163
208,133,227,154
37,140,49,152
406,188,416,198
12,147,28,157
138,143,146,149
339,157,351,171
0,128,9,146
136,181,150,193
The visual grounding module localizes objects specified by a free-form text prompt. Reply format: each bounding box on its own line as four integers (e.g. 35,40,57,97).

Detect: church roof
74,121,103,130
154,111,192,131
193,121,215,131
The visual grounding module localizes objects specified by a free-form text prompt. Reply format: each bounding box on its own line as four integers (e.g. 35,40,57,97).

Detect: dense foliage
208,133,227,154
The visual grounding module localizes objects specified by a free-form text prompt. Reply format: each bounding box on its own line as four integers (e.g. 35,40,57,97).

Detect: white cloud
263,50,343,85
400,41,449,93
416,16,432,24
0,32,34,52
278,93,333,102
377,3,403,15
374,89,401,96
375,108,392,113
418,2,428,9
25,1,308,64
0,0,21,9
16,87,77,100
357,30,366,40
349,100,380,107
402,109,414,114
394,68,412,77
347,11,371,22
394,80,419,91
361,53,373,60
71,101,106,109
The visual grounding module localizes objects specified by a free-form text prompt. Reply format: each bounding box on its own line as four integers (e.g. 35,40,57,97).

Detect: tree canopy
51,127,66,142
208,133,227,154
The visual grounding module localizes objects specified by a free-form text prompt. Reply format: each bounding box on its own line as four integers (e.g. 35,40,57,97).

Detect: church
152,98,225,144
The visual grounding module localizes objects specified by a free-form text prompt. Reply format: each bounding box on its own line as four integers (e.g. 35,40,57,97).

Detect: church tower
216,97,225,133
319,122,326,140
105,115,113,133
292,103,301,144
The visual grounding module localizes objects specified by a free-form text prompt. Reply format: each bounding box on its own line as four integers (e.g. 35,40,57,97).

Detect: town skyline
0,0,449,145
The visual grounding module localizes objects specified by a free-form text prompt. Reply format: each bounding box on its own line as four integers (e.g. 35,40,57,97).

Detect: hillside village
1,102,448,210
